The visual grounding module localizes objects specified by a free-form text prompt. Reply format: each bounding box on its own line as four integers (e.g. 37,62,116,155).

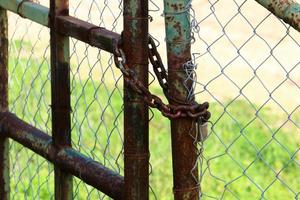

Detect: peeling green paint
164,1,191,55
163,1,200,199
0,0,49,27
255,0,300,32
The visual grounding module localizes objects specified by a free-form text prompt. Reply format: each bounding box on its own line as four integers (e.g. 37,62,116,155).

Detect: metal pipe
0,0,49,26
0,112,124,199
50,0,73,198
163,0,199,199
0,8,9,200
255,0,300,32
56,16,120,54
56,148,124,199
123,0,149,199
0,0,120,54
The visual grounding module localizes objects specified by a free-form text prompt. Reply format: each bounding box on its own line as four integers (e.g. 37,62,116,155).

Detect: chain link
113,37,211,121
148,37,169,97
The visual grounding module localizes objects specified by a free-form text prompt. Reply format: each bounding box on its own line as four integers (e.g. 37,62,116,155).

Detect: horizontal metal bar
0,112,124,199
0,0,49,26
0,0,120,53
56,148,124,199
56,16,120,54
255,0,300,32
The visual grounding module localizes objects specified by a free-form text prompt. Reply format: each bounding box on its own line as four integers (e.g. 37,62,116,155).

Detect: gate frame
123,0,150,199
0,0,299,199
163,0,199,199
0,7,9,200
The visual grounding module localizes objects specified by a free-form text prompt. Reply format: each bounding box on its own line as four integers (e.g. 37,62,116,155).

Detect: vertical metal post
163,1,199,199
50,0,73,199
123,0,149,199
0,8,10,200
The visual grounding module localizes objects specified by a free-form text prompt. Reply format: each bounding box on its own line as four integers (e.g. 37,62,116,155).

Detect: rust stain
0,112,124,199
0,8,9,200
257,0,300,32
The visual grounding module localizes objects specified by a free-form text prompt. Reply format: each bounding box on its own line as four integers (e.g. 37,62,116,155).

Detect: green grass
7,40,300,199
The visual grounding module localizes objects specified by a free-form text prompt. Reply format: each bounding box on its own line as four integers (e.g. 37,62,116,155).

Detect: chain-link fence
69,1,124,198
1,0,299,199
190,0,300,199
147,0,300,199
6,0,125,199
7,7,54,199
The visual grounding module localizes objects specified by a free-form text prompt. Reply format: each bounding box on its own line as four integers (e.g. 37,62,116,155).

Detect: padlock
197,122,208,142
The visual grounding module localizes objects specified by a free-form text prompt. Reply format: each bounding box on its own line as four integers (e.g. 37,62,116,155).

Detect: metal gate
0,0,299,199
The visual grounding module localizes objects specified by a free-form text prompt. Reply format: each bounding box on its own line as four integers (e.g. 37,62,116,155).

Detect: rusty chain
148,37,169,97
113,36,210,121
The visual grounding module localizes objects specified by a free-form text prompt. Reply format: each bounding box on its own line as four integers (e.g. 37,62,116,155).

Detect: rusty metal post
123,0,149,199
163,1,199,199
255,0,300,32
50,0,73,199
0,7,9,200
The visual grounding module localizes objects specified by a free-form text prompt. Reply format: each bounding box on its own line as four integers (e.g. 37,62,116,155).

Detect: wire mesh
147,0,300,199
5,0,300,199
7,8,54,199
187,0,300,199
69,0,124,199
7,0,126,199
6,0,157,199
